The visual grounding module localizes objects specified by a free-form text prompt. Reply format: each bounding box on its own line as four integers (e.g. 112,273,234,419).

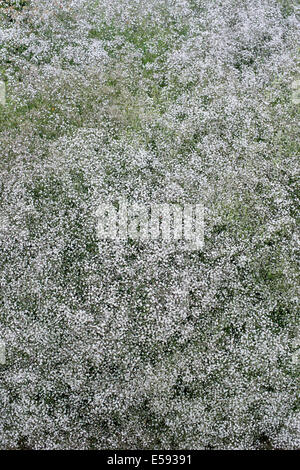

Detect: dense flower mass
0,0,299,449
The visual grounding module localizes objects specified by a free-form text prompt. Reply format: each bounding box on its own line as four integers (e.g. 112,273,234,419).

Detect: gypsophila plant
0,0,299,449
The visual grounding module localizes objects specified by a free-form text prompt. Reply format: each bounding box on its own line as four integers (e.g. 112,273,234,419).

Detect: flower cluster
0,0,299,449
